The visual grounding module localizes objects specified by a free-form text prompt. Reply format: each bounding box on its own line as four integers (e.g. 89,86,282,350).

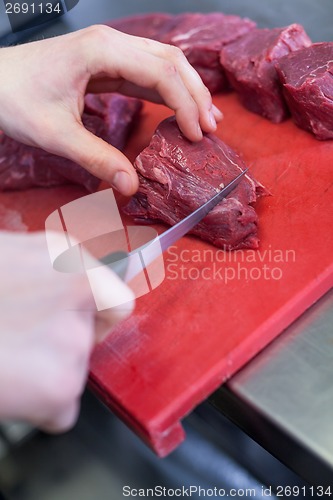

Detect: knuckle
141,37,157,49
162,60,179,78
78,25,113,55
76,25,113,68
168,44,185,61
82,24,111,43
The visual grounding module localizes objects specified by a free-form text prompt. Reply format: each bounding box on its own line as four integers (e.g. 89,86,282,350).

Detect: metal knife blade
157,167,248,252
101,168,248,281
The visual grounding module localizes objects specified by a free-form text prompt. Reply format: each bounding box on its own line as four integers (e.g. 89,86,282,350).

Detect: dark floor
0,392,312,500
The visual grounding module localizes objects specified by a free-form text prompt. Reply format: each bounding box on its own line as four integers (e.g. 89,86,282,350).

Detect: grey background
0,0,332,42
64,0,333,41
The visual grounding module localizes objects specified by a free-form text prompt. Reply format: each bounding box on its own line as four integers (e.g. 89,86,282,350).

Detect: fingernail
209,110,217,130
212,104,224,121
197,123,203,140
112,171,132,195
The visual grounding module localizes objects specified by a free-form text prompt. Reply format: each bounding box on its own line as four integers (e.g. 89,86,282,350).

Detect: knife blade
100,168,248,281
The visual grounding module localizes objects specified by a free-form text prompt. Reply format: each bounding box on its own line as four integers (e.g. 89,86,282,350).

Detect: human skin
0,25,222,195
0,231,135,432
0,25,221,432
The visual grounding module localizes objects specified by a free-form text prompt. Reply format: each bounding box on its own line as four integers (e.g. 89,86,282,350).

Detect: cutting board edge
88,262,333,456
88,376,185,457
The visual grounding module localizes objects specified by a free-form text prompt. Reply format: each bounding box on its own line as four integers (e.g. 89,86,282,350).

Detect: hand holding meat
0,25,221,195
0,231,134,432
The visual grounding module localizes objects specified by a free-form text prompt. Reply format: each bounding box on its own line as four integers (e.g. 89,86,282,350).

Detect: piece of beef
159,13,256,93
0,132,71,191
220,24,311,122
276,42,333,139
124,117,267,250
84,93,142,150
109,13,174,39
0,93,142,192
158,13,254,66
109,12,256,94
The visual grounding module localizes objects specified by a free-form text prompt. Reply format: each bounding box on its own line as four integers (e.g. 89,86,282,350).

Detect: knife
100,168,248,281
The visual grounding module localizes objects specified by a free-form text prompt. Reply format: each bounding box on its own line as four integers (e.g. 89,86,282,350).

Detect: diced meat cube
109,12,256,93
124,117,267,250
276,42,333,139
160,13,255,65
108,13,174,40
0,118,101,192
84,93,142,151
220,24,311,122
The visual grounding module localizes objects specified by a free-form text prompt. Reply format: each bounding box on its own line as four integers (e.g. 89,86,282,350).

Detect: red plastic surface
1,94,332,456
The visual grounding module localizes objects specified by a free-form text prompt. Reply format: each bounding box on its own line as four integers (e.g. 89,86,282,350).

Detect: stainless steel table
211,289,333,487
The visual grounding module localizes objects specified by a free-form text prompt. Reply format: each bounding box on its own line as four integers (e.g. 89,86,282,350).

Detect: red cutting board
1,94,332,456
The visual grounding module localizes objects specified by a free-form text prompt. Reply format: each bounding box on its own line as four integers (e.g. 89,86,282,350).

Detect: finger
123,49,203,141
143,41,216,133
78,248,136,341
172,58,216,134
87,77,223,135
88,35,203,141
94,298,135,342
89,269,135,342
87,79,224,126
39,400,80,434
110,34,217,134
212,104,224,122
87,76,164,104
47,121,139,196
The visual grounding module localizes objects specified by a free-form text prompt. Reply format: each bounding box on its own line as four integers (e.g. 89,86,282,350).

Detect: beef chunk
0,122,100,192
84,93,142,150
220,24,311,122
0,94,142,192
124,117,267,250
159,13,256,93
109,13,174,39
109,13,256,94
0,132,77,191
276,42,333,139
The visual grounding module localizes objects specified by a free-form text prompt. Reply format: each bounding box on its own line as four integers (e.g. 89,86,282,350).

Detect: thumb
57,122,139,196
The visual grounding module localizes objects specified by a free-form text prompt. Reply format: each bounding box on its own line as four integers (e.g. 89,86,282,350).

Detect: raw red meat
109,13,174,40
0,93,142,192
124,117,267,250
109,13,256,94
160,13,256,93
220,25,311,122
276,42,333,139
0,131,93,191
84,93,142,151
